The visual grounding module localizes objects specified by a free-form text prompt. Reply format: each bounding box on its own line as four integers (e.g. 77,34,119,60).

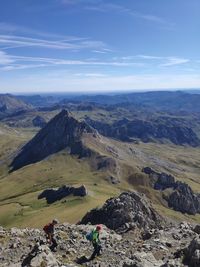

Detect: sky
0,0,200,93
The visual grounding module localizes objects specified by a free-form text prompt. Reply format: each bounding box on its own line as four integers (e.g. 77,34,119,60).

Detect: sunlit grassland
0,122,200,228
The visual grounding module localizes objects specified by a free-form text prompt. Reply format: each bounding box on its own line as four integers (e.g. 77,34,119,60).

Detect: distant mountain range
0,94,32,114
16,90,200,113
1,91,200,147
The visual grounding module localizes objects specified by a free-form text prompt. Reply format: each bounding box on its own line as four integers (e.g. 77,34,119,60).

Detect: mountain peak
10,110,94,171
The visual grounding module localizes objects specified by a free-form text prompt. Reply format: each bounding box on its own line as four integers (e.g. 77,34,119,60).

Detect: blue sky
0,0,200,93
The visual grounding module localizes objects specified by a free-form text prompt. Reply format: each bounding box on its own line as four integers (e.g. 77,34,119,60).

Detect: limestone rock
79,191,163,232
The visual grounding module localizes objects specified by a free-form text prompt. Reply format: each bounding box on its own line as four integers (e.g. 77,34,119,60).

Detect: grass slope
0,122,200,227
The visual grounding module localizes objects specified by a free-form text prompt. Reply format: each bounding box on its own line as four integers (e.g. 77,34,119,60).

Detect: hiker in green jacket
89,225,102,260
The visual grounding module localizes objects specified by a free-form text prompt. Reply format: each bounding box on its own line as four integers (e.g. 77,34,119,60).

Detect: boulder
193,225,200,234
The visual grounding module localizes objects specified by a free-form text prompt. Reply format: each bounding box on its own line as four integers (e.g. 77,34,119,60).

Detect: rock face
38,185,87,204
86,117,200,146
10,110,94,171
143,167,200,215
80,191,163,233
32,115,47,128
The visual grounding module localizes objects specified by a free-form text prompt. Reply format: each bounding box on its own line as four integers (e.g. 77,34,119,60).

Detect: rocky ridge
1,222,200,267
143,167,200,215
85,118,200,146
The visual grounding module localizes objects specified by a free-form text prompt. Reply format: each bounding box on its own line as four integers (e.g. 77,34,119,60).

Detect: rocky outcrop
10,110,95,171
38,185,87,204
32,115,47,128
183,237,200,267
143,167,175,189
86,118,200,146
80,191,163,233
143,167,200,215
167,182,200,215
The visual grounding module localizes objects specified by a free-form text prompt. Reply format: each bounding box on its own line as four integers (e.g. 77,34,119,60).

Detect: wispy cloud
60,1,171,26
0,49,192,72
0,50,145,71
74,72,107,77
0,34,108,52
137,55,190,67
0,51,14,65
161,57,190,67
0,22,74,39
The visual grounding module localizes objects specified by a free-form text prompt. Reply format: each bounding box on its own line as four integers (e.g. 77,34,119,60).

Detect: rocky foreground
1,191,200,267
0,222,200,267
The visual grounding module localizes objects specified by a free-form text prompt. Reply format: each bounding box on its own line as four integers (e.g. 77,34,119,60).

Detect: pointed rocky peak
10,110,95,171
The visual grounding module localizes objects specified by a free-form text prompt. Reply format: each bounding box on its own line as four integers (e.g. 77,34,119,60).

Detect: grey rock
193,225,200,234
143,167,200,215
183,237,200,267
79,191,163,233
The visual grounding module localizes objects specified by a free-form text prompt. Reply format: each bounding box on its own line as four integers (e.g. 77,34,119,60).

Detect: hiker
89,225,102,260
43,218,59,252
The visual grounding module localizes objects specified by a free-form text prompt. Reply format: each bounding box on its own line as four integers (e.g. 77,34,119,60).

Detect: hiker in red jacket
43,219,59,252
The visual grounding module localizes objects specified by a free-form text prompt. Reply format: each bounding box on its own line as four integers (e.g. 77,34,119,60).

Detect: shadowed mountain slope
10,110,95,171
86,117,200,146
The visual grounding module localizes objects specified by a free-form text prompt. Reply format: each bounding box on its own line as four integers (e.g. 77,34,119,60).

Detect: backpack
43,223,51,234
86,231,93,241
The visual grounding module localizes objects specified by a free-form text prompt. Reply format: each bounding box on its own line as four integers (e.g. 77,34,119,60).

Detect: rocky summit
80,191,163,233
10,110,95,171
1,222,200,267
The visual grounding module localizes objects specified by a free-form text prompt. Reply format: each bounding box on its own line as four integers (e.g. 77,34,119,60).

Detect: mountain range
0,90,200,232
